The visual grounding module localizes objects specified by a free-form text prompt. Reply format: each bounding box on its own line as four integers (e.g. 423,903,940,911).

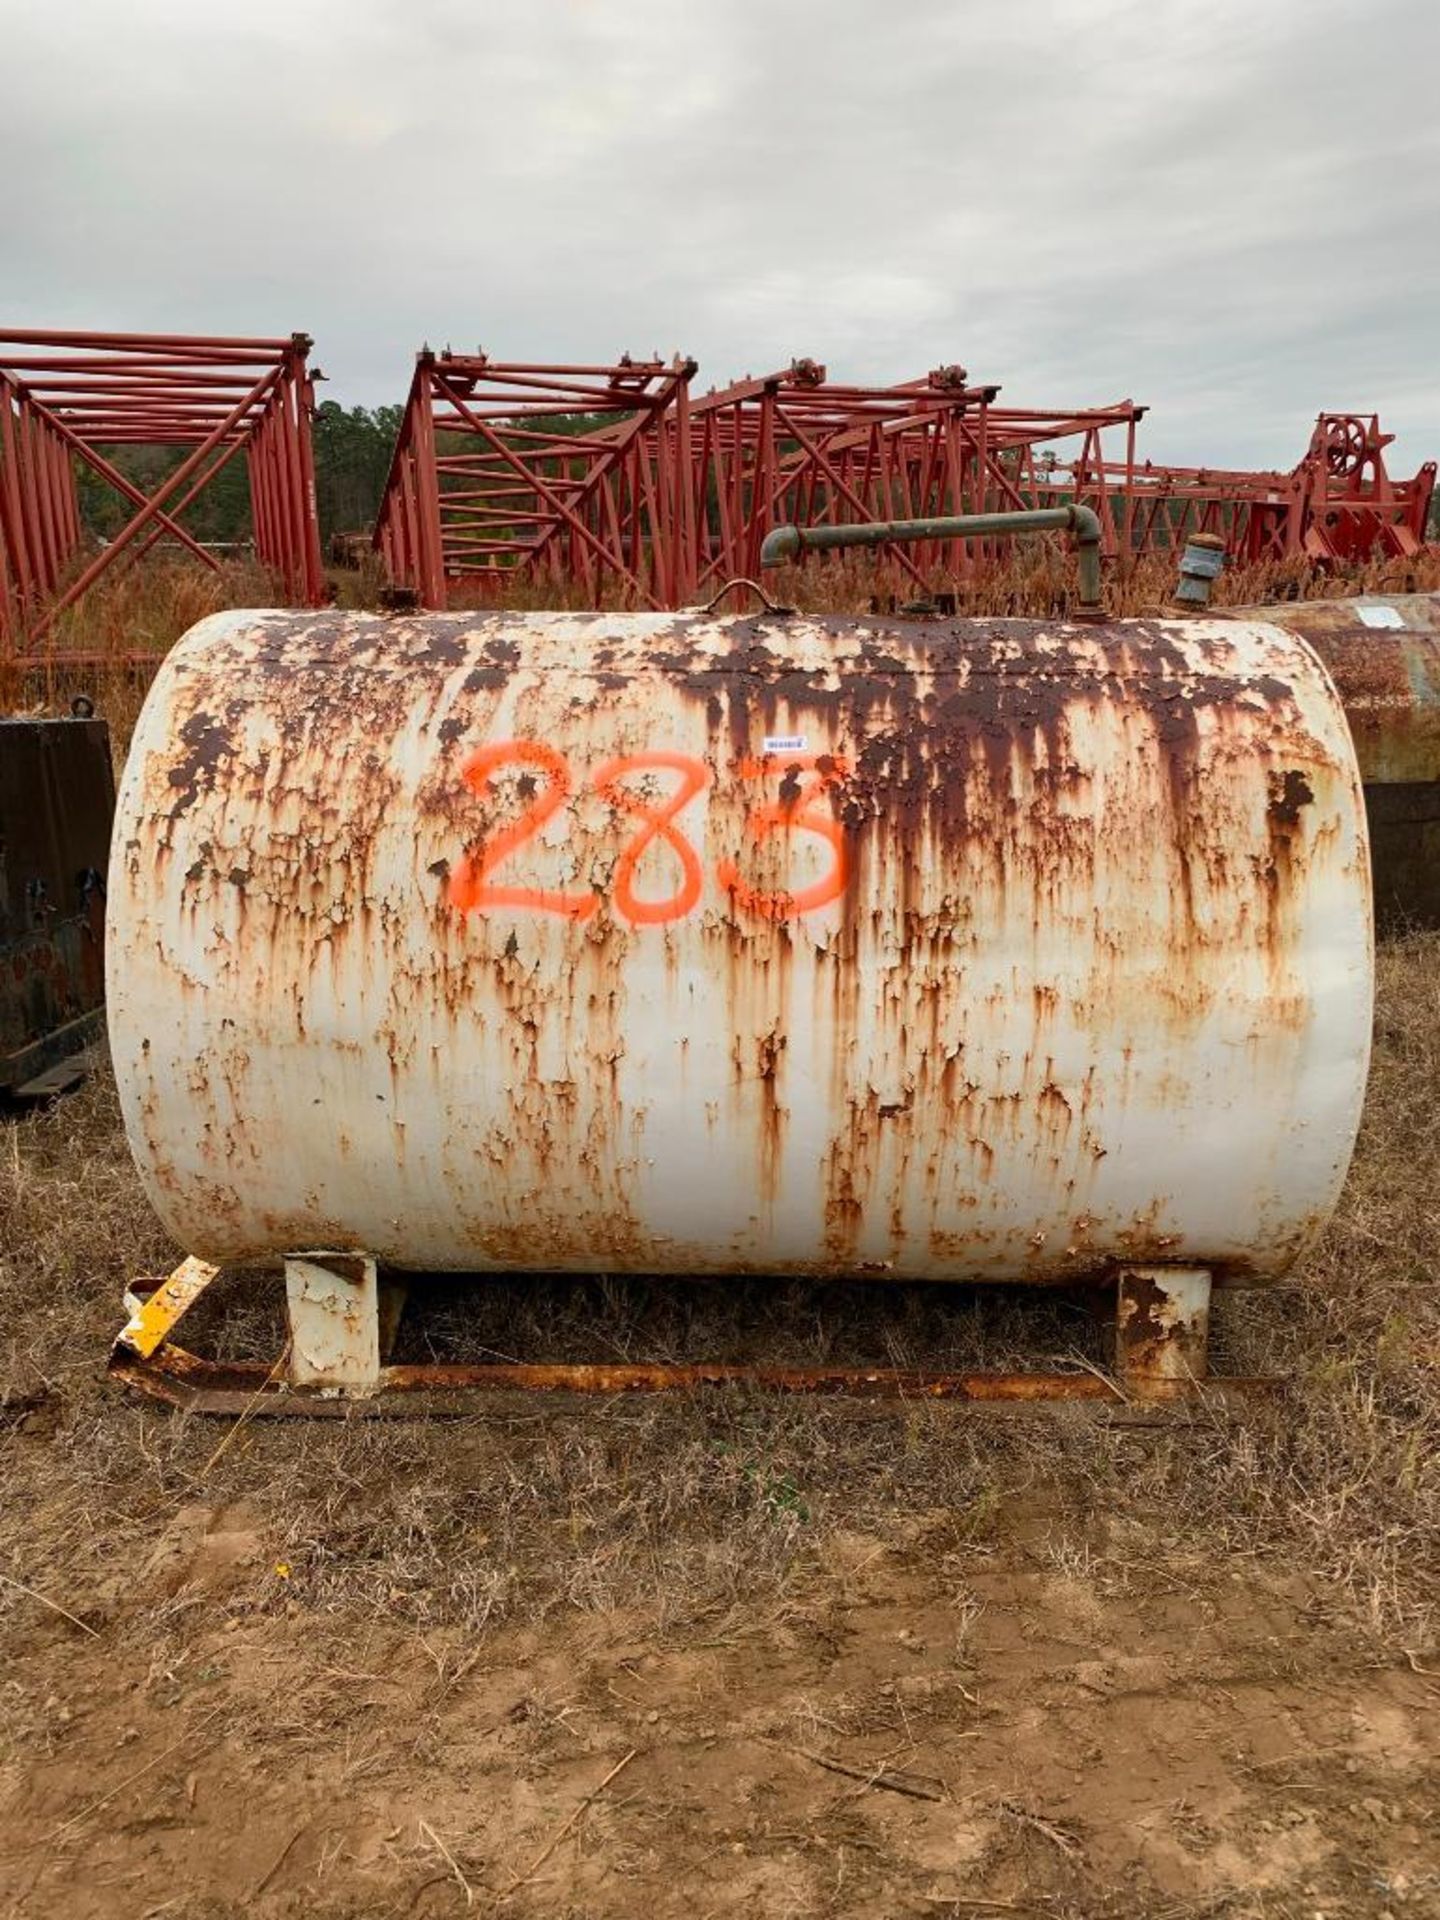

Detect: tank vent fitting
1174,533,1227,607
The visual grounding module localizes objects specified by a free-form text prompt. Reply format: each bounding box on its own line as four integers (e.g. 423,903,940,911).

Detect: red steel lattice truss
375,352,1435,608
686,362,1145,593
1088,413,1436,566
0,330,325,660
376,351,699,611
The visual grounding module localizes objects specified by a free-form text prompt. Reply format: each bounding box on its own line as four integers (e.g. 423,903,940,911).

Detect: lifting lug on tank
693,577,796,617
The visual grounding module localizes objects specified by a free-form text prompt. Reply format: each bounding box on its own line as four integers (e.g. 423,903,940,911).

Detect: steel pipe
760,505,1105,610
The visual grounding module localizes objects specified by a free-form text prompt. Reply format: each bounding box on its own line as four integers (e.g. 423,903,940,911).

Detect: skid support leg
1115,1265,1212,1397
285,1253,381,1392
378,1278,408,1363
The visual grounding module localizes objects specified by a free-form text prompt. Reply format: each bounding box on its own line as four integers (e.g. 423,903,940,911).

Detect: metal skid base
109,1254,1269,1415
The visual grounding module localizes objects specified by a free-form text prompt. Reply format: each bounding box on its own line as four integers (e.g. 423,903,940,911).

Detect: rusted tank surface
1,714,114,1093
1233,594,1440,928
107,609,1372,1285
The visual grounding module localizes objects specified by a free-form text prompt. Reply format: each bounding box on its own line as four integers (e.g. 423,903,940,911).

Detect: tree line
69,402,1440,548
75,402,405,549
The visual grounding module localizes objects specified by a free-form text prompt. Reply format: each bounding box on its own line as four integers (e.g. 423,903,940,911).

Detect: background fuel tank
1234,593,1440,930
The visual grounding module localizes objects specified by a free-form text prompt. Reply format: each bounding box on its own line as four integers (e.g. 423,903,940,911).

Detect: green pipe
760,505,1104,610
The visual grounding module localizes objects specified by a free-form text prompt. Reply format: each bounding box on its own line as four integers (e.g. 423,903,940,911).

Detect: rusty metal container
107,609,1372,1286
1232,594,1440,930
1,712,113,1094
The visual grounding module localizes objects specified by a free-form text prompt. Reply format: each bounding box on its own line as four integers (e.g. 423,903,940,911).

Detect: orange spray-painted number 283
446,741,849,925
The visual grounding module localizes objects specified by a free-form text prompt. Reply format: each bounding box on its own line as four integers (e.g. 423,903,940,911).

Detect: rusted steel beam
0,328,298,351
7,649,175,670
385,1362,1126,1397
108,1261,1276,1417
22,366,282,647
26,393,222,574
113,1342,1275,1414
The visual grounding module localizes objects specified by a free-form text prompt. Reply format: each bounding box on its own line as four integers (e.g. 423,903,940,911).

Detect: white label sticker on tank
762,734,807,752
1357,605,1405,629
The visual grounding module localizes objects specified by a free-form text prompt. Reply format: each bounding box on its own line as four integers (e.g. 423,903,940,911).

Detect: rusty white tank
107,608,1372,1284
1228,593,1440,931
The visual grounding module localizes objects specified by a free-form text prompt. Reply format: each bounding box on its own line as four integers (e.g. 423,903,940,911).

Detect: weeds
0,550,1436,1664
0,555,277,746
1,933,1436,1651
8,545,1440,756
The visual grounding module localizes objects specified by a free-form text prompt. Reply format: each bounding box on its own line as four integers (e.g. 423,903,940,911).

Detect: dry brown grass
437,542,1440,619
1,935,1436,1654
9,544,1439,752
1,556,279,730
1,543,1436,1664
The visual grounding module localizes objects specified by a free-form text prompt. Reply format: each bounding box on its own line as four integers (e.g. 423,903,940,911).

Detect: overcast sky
3,0,1436,474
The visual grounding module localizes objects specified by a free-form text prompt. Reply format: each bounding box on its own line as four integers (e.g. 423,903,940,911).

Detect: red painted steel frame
375,351,698,610
0,330,326,660
374,350,1434,609
1096,414,1436,565
685,362,1145,592
373,353,1147,606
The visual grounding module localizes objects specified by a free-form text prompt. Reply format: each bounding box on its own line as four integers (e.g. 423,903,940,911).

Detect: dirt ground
2,935,1437,1920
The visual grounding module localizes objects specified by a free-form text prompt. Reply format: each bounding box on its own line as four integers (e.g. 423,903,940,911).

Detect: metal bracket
1115,1266,1212,1397
109,1258,1264,1417
286,1253,381,1392
114,1256,221,1361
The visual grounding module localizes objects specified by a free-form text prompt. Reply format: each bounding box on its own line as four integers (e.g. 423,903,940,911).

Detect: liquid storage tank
107,606,1372,1360
1232,593,1440,931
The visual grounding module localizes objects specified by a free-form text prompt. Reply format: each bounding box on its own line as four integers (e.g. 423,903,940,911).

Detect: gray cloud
2,0,1436,474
